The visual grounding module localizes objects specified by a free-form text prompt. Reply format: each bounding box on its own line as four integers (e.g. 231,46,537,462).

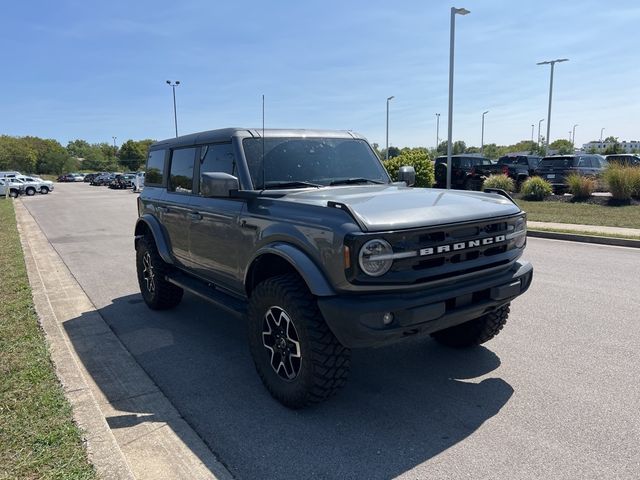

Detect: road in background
20,183,640,479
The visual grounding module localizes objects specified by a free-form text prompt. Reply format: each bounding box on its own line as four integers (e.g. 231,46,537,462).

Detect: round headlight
514,218,527,248
359,239,393,277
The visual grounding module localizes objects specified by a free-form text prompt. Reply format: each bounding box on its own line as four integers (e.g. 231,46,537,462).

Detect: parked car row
0,171,55,197
433,153,637,193
57,173,85,182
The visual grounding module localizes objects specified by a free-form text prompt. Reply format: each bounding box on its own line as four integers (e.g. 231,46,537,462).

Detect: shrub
482,174,515,192
383,149,434,188
603,164,634,201
521,176,552,201
629,166,640,198
566,173,596,198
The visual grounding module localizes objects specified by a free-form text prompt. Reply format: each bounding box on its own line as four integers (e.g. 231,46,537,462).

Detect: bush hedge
566,173,597,198
521,176,552,201
603,164,639,201
482,174,515,192
383,149,434,188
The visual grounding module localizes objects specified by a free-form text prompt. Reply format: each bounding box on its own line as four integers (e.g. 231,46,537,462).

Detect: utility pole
166,80,180,137
435,113,441,151
537,58,569,155
385,96,394,160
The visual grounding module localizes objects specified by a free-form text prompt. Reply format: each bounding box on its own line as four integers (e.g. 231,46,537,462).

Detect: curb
14,200,234,480
528,229,640,248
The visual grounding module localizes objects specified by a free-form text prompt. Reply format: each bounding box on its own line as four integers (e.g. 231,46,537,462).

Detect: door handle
188,212,203,221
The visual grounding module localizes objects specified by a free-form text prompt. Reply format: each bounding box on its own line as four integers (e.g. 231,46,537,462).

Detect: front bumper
317,260,533,348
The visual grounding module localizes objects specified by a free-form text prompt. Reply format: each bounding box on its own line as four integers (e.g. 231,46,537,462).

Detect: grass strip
517,199,640,229
0,198,96,480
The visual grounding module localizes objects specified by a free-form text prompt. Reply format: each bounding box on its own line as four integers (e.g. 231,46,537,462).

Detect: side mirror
201,172,239,197
398,165,416,187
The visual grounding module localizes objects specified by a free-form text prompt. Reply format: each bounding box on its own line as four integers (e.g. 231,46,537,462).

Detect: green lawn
517,199,640,229
0,198,96,479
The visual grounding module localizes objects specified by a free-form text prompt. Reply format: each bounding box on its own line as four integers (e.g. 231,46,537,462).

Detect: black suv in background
534,154,608,194
605,154,640,166
492,154,541,188
135,128,532,408
434,155,493,190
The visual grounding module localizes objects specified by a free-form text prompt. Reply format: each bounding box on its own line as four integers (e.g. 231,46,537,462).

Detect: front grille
346,215,524,285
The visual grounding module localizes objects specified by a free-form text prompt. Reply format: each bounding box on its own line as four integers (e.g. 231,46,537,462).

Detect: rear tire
136,236,183,310
248,274,351,409
431,304,510,348
26,187,36,196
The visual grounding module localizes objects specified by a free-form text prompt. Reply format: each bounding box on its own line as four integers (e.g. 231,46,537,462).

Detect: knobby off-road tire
431,304,510,348
136,236,183,310
248,274,351,409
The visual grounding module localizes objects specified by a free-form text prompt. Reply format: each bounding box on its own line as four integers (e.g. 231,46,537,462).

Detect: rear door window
146,150,165,185
169,148,197,193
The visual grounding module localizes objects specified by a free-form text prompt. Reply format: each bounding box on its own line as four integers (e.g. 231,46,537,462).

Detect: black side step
165,271,247,317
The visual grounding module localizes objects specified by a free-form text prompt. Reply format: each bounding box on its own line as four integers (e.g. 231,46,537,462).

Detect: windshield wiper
329,178,385,186
263,181,323,190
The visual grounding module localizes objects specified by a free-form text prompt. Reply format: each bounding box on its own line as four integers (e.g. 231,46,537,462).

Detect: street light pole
385,95,394,160
166,80,181,137
600,127,605,143
537,58,568,155
480,110,489,155
435,113,441,150
538,118,545,147
572,124,578,150
531,124,535,147
447,6,470,189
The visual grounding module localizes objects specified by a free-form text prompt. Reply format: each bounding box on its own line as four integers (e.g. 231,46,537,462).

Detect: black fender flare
246,243,335,297
134,214,173,264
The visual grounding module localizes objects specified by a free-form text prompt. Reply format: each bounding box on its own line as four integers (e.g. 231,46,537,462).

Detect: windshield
539,157,576,168
243,137,390,189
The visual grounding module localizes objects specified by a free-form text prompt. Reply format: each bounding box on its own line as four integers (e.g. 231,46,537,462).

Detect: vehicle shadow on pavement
65,292,513,480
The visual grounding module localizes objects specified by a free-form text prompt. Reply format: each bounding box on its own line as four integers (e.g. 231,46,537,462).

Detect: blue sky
2,0,639,149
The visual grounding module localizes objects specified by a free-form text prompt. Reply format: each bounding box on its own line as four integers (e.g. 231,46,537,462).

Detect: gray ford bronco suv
135,128,532,408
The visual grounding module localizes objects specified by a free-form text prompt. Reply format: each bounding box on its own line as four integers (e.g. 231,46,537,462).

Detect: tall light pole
538,118,545,147
572,124,578,149
435,113,441,150
480,110,489,155
537,58,568,155
112,136,117,160
446,6,470,189
385,95,394,160
600,127,605,143
166,80,180,138
531,124,535,147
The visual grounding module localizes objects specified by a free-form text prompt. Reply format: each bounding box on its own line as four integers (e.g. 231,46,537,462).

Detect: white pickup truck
0,178,25,197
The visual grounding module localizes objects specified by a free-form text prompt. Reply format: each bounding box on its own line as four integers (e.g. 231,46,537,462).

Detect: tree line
0,135,155,175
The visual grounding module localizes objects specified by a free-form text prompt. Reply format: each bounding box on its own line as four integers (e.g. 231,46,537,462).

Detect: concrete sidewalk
528,221,640,238
14,200,233,480
527,221,640,248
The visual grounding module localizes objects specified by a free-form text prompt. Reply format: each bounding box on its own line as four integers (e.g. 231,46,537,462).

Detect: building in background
582,140,640,153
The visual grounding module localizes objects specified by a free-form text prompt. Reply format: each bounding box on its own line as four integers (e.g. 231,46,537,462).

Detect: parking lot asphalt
20,183,640,479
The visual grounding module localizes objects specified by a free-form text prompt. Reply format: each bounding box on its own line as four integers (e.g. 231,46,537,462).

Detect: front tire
248,274,350,409
431,304,510,348
136,236,183,310
9,190,18,198
40,186,49,194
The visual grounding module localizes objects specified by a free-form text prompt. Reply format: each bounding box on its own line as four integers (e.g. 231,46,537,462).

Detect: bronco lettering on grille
419,234,506,257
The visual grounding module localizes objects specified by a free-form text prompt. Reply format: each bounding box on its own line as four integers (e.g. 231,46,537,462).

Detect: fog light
383,312,394,325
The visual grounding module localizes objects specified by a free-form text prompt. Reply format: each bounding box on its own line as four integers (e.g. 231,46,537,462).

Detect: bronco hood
280,185,522,232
